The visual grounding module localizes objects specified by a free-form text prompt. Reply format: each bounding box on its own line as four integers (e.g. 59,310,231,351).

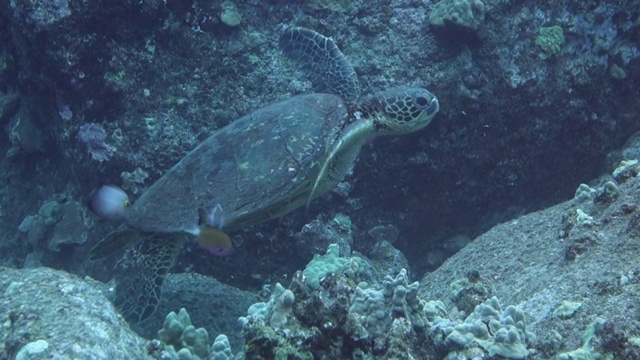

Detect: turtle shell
125,93,349,234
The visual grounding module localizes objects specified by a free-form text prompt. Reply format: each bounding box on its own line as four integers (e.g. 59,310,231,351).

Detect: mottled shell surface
126,93,348,234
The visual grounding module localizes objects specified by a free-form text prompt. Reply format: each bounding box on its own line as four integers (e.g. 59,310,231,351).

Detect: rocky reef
3,158,640,358
0,267,151,359
0,0,640,359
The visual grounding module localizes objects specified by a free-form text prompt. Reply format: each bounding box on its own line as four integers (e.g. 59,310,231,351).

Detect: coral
240,317,313,360
594,181,619,204
77,123,116,162
20,216,48,264
238,248,538,359
553,300,582,319
367,224,400,243
576,209,594,226
556,319,612,360
575,183,598,202
121,167,150,195
239,282,316,360
429,0,485,31
220,1,242,27
304,0,355,13
349,268,427,337
17,199,90,261
157,308,211,359
573,176,623,214
238,243,433,358
435,296,535,359
239,265,432,358
137,272,254,349
7,106,46,155
367,239,410,275
302,243,360,289
38,200,62,226
48,201,90,251
211,335,233,360
536,26,565,60
448,271,494,315
613,159,639,180
423,300,448,325
238,283,296,329
385,317,431,359
270,286,295,329
293,214,354,259
150,308,236,360
15,340,49,360
9,0,72,32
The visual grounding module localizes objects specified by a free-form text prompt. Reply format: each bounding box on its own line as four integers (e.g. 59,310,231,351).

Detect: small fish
88,185,130,223
196,226,233,256
196,203,233,256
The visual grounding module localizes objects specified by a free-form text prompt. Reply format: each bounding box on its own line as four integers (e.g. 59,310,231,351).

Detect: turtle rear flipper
113,234,181,322
280,26,360,101
89,227,139,261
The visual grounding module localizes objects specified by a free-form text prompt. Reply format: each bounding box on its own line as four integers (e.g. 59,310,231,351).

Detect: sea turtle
89,26,439,322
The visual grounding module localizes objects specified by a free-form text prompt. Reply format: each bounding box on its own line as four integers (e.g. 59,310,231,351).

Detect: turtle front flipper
112,234,181,322
280,26,361,101
89,227,140,261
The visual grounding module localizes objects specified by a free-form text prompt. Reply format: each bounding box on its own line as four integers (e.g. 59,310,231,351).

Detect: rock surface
0,267,151,359
419,170,640,356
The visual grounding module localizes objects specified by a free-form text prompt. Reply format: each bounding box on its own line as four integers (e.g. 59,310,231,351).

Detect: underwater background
1,0,640,359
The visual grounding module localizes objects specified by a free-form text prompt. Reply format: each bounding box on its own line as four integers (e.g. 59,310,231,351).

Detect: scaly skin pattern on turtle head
358,87,439,135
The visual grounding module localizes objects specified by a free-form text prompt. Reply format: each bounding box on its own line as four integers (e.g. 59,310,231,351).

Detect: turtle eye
416,96,429,107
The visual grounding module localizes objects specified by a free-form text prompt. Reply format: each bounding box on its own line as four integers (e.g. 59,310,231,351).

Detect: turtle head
365,87,439,135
